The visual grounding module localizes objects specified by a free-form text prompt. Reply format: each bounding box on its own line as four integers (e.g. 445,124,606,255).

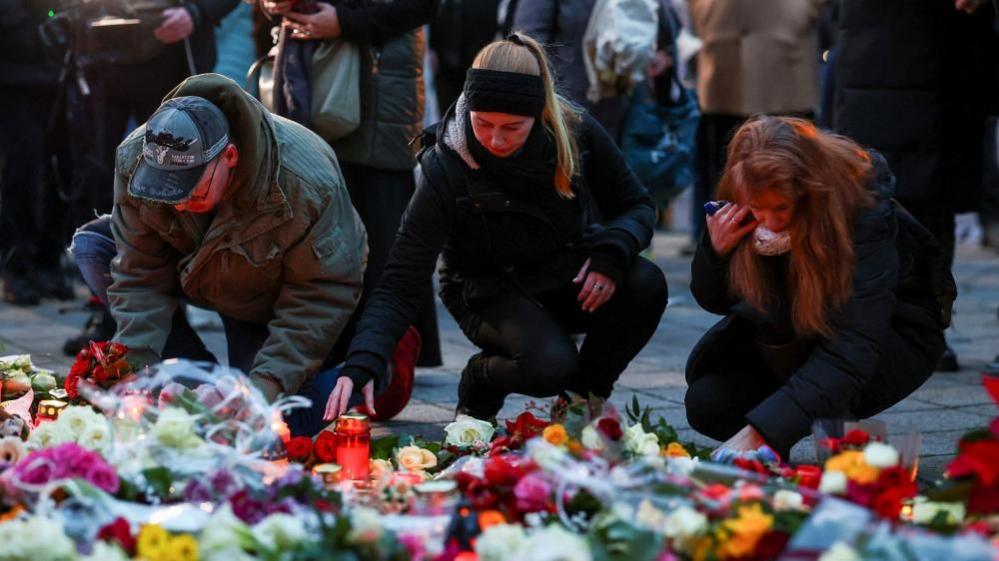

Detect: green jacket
108,73,367,402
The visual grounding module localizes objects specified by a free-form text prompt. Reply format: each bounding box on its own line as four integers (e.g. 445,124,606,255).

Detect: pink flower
49,444,90,478
513,472,552,513
15,457,55,486
737,483,765,502
399,534,426,560
85,462,120,494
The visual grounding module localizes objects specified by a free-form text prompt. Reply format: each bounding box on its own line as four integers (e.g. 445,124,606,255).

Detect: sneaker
62,299,116,356
36,266,75,301
2,274,40,306
356,325,420,421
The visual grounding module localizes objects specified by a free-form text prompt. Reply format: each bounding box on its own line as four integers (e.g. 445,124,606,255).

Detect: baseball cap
128,96,231,203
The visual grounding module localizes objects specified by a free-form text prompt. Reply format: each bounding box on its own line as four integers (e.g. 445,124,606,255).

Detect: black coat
832,0,999,213
343,107,656,392
0,0,59,86
687,154,955,454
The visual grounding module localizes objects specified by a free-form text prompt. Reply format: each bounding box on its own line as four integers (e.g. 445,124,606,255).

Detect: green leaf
370,435,400,460
142,466,175,500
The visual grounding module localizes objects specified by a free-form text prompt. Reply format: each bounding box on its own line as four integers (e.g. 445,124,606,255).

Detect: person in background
831,0,999,371
261,0,443,375
684,0,824,254
324,34,667,422
685,117,953,459
430,0,502,114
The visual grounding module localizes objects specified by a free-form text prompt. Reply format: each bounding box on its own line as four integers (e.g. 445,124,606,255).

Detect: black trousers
339,162,442,366
457,258,668,415
684,320,942,457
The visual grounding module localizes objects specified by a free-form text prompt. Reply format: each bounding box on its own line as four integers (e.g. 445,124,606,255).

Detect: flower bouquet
65,341,136,402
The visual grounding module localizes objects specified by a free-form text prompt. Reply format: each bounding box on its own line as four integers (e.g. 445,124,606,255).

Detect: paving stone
913,429,974,456
869,409,986,433
962,404,999,418
917,455,955,485
908,386,995,407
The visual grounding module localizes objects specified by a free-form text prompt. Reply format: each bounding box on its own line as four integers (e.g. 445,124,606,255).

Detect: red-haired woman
685,116,955,458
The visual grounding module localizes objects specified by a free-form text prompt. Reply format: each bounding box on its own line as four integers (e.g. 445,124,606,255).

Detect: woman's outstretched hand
706,202,757,256
717,424,768,453
573,258,617,312
324,377,375,422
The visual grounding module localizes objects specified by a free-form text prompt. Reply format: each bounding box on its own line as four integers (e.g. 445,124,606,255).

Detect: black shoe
455,353,504,421
2,275,40,306
936,345,960,373
63,302,117,356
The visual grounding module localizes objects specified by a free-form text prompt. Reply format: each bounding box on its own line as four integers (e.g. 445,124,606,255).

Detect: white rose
773,489,805,512
0,515,77,561
580,425,604,451
862,442,900,468
153,407,201,449
475,523,527,561
527,440,568,470
518,525,591,561
818,541,861,561
635,499,668,532
911,499,965,525
200,504,253,555
819,471,848,495
625,424,660,457
58,406,101,438
254,513,308,551
663,505,708,542
443,415,495,448
395,445,438,472
348,507,383,544
78,423,112,453
27,421,73,450
370,458,394,483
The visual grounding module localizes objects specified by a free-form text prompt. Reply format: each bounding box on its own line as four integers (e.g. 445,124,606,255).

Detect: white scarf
752,225,791,256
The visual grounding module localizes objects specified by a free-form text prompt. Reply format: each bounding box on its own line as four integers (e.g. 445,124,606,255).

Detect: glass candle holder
312,463,342,488
335,413,370,481
412,480,459,516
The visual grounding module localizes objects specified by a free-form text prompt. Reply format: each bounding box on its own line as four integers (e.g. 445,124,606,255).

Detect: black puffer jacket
343,102,656,392
687,153,956,453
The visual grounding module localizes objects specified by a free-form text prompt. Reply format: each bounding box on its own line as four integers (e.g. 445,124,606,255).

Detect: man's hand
324,376,375,421
155,7,195,44
573,258,617,312
716,424,768,454
706,202,757,256
284,3,341,40
954,0,986,14
261,0,295,15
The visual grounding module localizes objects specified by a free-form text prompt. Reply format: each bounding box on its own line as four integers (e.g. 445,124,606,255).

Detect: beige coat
687,0,824,116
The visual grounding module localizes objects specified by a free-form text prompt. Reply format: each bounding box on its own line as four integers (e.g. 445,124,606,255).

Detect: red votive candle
335,413,370,481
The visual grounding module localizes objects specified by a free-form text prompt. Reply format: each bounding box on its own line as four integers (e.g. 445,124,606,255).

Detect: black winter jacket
687,153,955,454
343,104,656,392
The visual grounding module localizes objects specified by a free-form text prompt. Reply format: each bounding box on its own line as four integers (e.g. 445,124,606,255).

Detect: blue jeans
71,215,361,436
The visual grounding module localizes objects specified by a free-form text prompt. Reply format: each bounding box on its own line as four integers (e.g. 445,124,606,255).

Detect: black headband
463,68,546,117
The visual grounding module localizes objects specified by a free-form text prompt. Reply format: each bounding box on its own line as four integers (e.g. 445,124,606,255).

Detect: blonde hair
717,117,875,338
472,33,582,198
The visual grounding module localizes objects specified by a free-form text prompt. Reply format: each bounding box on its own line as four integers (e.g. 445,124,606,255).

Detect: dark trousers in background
690,113,746,240
70,216,360,436
456,258,668,416
685,319,943,457
340,162,442,367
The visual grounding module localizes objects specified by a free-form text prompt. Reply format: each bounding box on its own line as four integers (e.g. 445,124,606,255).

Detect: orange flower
542,424,568,447
664,442,691,458
478,510,506,530
717,504,774,559
825,450,866,473
847,465,880,485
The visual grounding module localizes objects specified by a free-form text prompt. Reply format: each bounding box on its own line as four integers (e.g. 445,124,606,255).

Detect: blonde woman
325,33,667,421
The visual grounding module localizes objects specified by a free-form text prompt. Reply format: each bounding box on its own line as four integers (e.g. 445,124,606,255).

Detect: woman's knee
515,340,580,395
621,258,668,314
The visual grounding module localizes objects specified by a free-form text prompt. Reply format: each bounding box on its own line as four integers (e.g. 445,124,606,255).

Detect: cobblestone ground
2,232,997,483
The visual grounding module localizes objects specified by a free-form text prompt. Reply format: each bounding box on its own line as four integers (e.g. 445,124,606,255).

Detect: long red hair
717,116,875,338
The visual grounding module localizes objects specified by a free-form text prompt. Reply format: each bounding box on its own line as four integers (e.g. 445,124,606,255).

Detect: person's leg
455,290,582,419
541,258,668,398
850,324,944,419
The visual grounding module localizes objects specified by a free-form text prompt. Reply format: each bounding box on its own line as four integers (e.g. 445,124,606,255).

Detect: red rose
843,429,871,448
505,412,549,441
872,487,909,519
968,482,999,515
488,435,516,457
877,466,916,494
484,455,521,487
948,440,999,486
65,372,82,400
314,431,337,463
92,365,110,383
286,436,313,462
795,465,822,489
597,417,623,441
733,457,768,474
464,478,499,510
845,481,879,507
97,517,136,555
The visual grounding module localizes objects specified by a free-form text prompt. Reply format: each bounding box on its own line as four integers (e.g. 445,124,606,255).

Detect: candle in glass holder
412,480,459,516
335,413,370,481
312,463,342,488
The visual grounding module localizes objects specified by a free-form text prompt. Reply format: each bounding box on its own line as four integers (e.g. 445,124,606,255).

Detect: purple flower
85,462,120,494
513,472,552,513
184,479,213,503
230,490,268,524
209,469,240,498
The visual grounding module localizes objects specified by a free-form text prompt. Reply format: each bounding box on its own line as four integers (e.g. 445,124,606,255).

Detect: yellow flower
691,536,713,561
847,464,880,485
664,442,691,458
825,450,866,473
717,504,774,559
168,534,199,561
542,424,568,447
137,524,170,561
